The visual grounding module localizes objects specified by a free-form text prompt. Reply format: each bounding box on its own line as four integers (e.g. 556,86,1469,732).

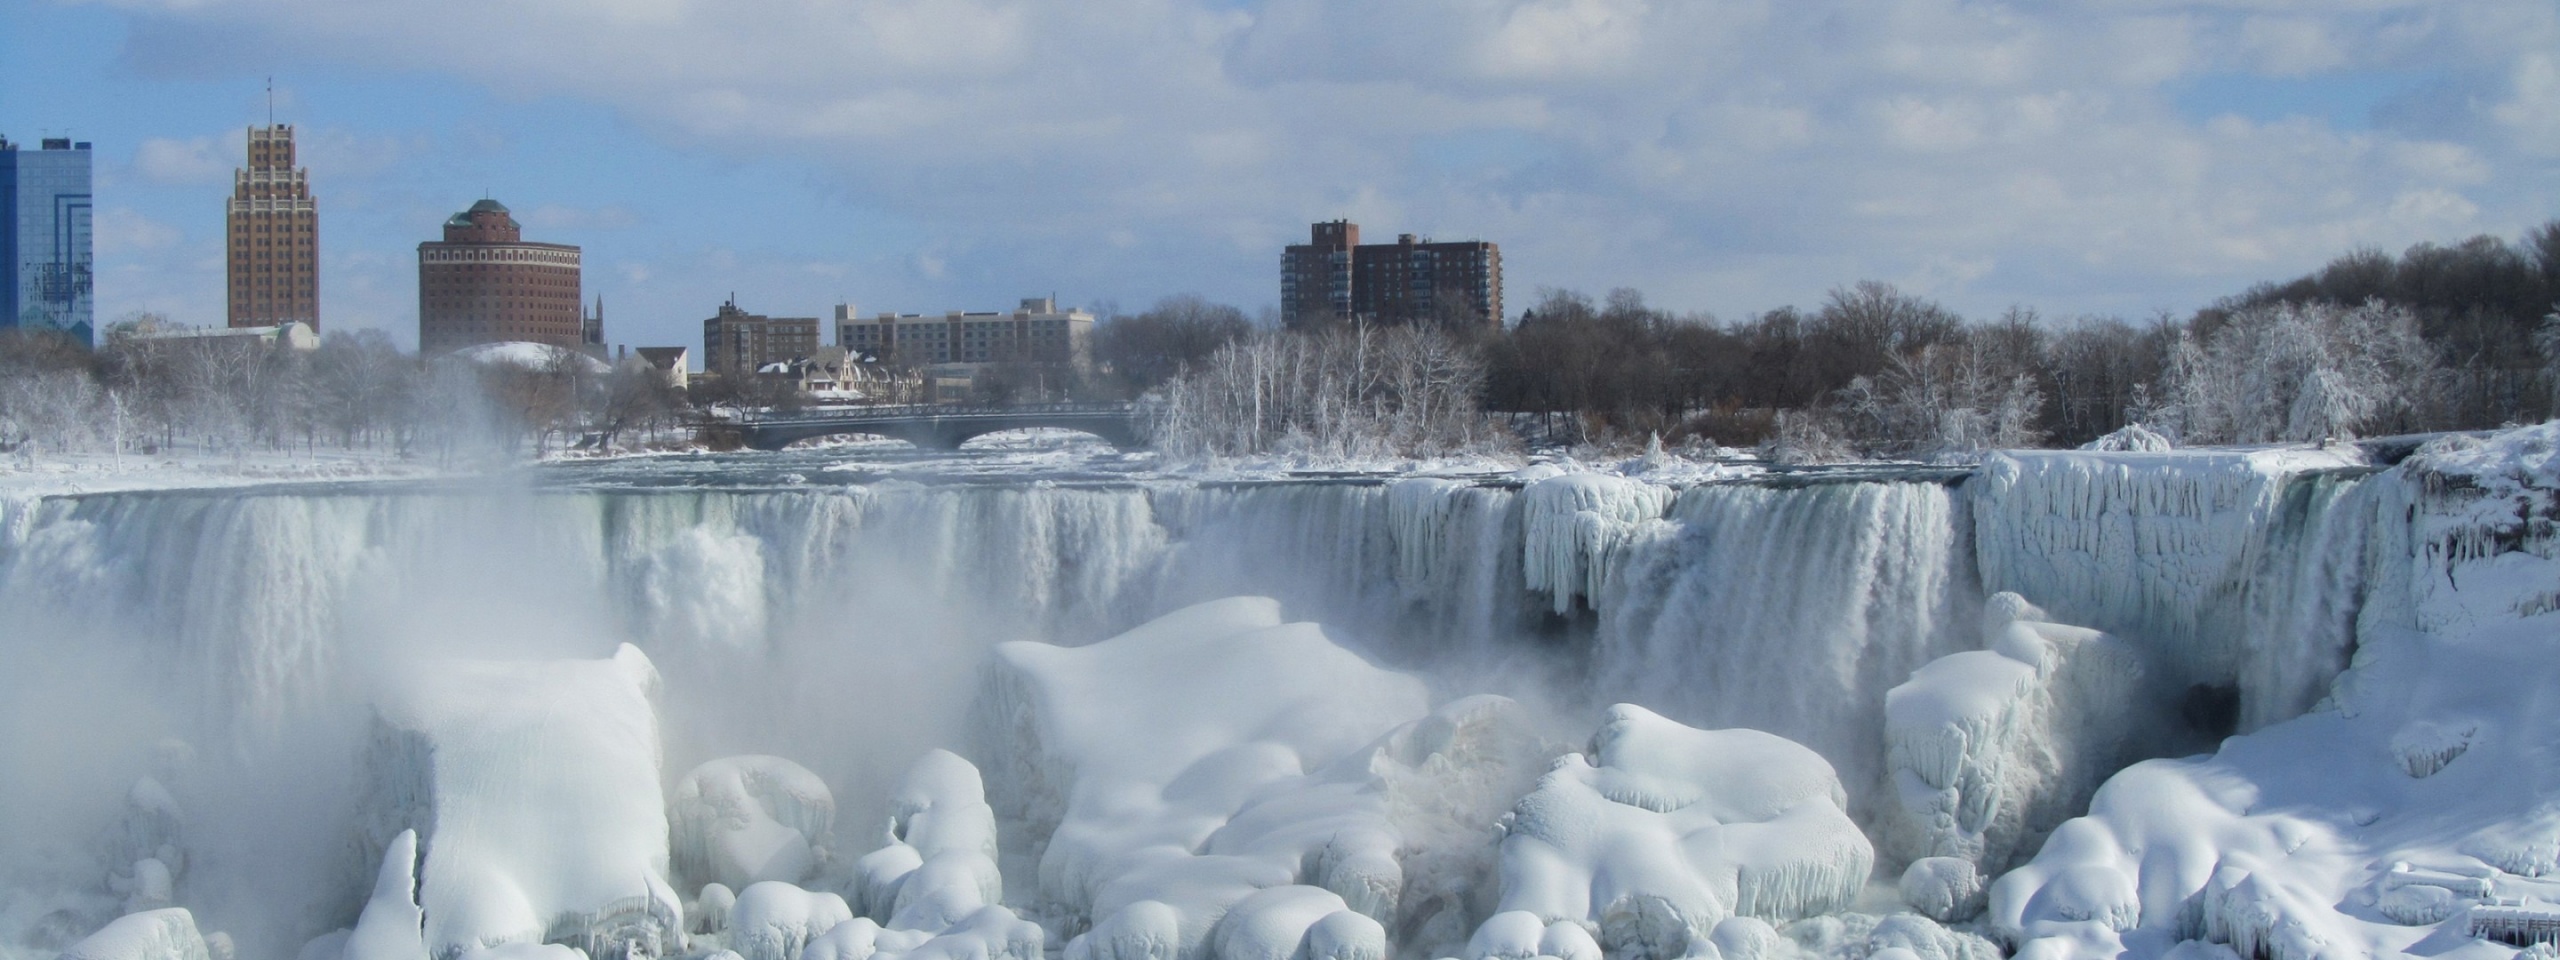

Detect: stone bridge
728,403,1147,451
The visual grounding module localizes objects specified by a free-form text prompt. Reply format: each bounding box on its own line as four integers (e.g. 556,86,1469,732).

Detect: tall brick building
1281,220,1501,330
227,125,319,329
702,299,819,381
416,198,583,354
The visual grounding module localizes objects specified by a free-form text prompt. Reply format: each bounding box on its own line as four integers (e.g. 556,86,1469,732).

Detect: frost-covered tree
2150,300,2438,444
1150,325,1495,458
1836,341,2045,460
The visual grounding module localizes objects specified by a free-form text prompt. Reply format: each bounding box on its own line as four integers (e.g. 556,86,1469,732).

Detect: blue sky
4,0,2555,355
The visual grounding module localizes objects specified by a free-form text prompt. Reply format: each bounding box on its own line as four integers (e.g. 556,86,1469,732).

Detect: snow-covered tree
2148,300,2438,444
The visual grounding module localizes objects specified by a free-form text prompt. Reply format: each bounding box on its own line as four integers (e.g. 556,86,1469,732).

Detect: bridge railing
735,402,1138,423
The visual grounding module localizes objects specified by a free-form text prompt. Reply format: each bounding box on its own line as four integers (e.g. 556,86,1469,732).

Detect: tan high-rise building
416,198,584,354
226,125,319,329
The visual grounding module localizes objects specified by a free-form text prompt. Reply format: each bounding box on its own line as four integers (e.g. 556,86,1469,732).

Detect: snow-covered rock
672,755,837,893
365,644,683,960
1485,704,1872,960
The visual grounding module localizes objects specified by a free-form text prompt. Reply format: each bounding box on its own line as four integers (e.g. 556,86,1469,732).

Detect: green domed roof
468,198,510,214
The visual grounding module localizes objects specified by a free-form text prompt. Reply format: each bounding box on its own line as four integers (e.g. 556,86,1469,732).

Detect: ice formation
1590,480,1976,803
1970,447,2371,732
851,750,1002,930
10,420,2560,960
345,830,427,960
1486,704,1872,960
364,644,682,960
56,909,212,960
1519,474,1674,615
1990,425,2560,959
1881,594,2151,899
672,756,838,893
727,882,853,960
978,597,1559,960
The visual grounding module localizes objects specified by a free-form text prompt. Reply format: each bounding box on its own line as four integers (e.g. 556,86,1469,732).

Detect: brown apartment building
1280,220,1501,331
416,198,584,354
702,299,820,381
227,125,319,329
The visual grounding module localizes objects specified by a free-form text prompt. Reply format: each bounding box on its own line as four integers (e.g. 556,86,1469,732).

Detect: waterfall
0,451,2402,959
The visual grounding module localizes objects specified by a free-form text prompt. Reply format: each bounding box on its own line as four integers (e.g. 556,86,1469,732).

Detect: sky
3,0,2555,356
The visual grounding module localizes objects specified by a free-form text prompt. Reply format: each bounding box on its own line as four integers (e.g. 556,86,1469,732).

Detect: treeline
0,318,688,461
1128,219,2560,460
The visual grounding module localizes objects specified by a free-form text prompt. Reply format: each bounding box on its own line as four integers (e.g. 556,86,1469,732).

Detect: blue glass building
0,135,95,346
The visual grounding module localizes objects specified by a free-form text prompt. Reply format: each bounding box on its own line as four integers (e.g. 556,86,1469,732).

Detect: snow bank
366,644,682,960
1486,704,1872,960
672,756,837,892
444,342,610,375
1990,425,2560,959
1881,594,2151,907
58,909,213,960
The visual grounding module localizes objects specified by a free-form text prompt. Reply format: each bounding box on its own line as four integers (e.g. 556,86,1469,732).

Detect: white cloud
94,207,182,253
85,0,2560,320
130,135,231,184
521,204,642,231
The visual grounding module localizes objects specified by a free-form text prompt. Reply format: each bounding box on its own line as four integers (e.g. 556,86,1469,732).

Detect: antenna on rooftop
266,77,274,125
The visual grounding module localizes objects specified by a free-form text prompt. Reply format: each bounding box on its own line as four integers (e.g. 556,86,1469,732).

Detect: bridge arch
735,404,1148,452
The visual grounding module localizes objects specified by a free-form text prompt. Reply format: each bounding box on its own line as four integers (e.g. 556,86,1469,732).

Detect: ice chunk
1485,705,1871,960
1705,917,1777,960
728,881,854,960
366,644,682,960
345,830,428,960
672,755,837,892
59,908,212,960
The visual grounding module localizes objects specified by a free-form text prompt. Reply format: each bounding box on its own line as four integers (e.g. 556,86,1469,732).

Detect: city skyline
3,0,2556,357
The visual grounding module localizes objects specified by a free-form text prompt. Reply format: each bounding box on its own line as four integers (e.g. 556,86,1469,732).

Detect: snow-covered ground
0,449,439,499
2,425,2554,960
